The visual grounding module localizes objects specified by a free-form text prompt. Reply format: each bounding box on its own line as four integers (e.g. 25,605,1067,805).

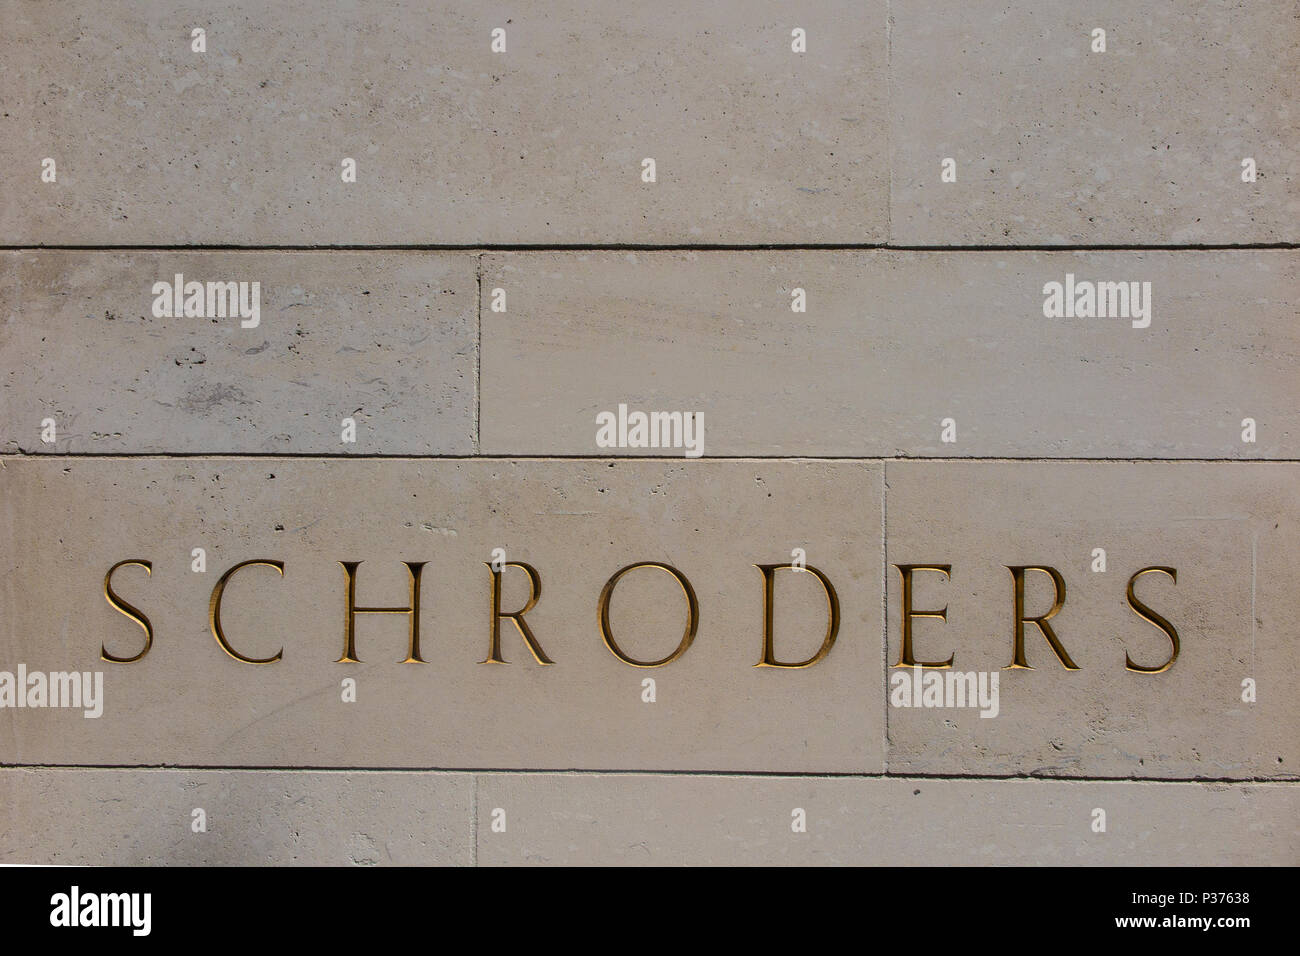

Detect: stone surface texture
2,1,1294,866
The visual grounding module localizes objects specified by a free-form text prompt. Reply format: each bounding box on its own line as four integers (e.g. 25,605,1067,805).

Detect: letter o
598,561,698,667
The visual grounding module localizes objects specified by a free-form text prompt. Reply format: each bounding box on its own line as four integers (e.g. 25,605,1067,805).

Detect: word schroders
100,558,1181,675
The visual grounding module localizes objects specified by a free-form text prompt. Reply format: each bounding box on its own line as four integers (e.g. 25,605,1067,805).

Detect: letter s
103,560,154,663
1124,567,1179,673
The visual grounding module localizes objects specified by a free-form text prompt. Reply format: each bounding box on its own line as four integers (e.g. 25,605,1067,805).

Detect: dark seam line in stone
1,243,1297,252
2,453,1297,463
1,764,1293,784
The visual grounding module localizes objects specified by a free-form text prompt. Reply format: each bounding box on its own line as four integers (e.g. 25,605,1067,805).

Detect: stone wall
1,0,1295,865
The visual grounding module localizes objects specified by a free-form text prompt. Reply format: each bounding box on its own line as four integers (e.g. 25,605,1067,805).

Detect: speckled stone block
890,0,1300,244
0,457,882,772
476,773,1300,865
0,768,473,865
0,251,476,454
884,461,1299,780
0,0,888,245
481,250,1298,457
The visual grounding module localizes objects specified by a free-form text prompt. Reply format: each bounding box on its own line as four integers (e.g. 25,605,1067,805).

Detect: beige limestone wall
1,1,1294,865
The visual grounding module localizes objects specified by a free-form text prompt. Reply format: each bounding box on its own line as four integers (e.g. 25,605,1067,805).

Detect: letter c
209,560,285,664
